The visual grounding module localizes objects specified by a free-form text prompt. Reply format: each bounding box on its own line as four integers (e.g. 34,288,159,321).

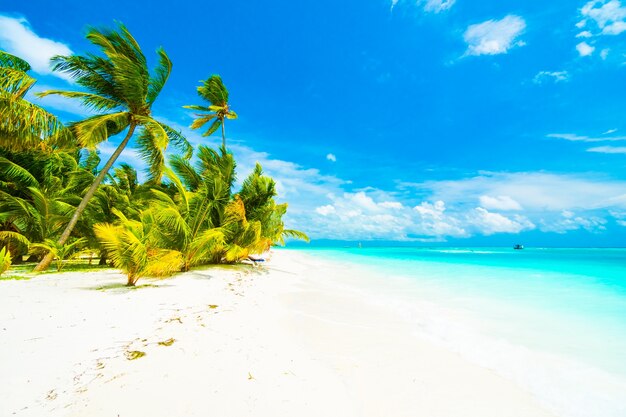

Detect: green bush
0,247,11,276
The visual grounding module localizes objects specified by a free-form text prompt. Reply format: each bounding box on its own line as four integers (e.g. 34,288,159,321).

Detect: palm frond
0,231,31,247
197,75,229,105
146,47,172,105
0,92,67,150
0,157,39,187
70,111,130,148
282,229,310,242
36,90,119,112
190,114,216,130
203,119,221,137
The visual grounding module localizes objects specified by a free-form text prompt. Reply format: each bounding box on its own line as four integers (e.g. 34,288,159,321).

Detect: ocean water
290,247,626,417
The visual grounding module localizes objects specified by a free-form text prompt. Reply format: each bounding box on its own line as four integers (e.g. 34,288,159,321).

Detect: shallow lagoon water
290,247,626,417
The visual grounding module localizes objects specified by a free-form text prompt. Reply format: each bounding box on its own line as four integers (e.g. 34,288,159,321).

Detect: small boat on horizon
513,244,524,250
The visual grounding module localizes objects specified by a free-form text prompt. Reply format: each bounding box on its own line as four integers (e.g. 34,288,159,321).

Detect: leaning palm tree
0,50,68,151
34,23,191,272
184,75,237,148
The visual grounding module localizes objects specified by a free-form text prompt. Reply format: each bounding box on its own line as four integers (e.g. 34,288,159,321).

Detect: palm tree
184,75,237,148
34,23,191,272
0,50,68,151
29,237,87,272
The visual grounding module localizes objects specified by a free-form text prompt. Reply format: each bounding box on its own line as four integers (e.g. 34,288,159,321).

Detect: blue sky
3,0,626,245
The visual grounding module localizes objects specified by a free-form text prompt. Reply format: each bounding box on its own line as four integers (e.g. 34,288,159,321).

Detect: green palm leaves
0,21,308,281
0,246,10,276
0,50,67,151
95,209,183,286
185,75,237,148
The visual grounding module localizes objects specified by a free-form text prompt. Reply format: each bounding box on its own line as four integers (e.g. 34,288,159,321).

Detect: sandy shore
0,250,555,417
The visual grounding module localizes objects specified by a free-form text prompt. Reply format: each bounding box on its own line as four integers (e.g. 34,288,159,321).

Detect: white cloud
603,128,618,134
547,133,626,142
424,0,456,13
0,15,72,79
600,48,611,59
315,205,336,216
414,171,626,213
379,201,404,209
413,201,468,237
463,15,526,56
90,117,626,240
603,20,626,33
326,153,337,162
471,207,534,235
540,211,607,233
576,30,594,38
576,41,596,56
479,195,523,211
533,71,570,84
587,146,626,154
391,0,455,13
580,0,626,34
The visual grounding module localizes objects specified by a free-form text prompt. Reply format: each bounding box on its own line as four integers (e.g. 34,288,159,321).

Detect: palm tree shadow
86,282,167,292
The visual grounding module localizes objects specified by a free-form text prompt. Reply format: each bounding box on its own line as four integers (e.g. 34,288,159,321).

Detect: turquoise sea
289,247,626,417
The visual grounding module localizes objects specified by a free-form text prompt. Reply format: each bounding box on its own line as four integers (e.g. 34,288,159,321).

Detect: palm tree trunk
34,123,138,272
221,121,226,149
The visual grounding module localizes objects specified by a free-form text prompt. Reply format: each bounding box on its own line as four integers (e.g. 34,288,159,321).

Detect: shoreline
1,250,557,417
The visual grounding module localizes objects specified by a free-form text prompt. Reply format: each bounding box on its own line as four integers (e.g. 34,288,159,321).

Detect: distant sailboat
513,244,524,250
358,242,362,249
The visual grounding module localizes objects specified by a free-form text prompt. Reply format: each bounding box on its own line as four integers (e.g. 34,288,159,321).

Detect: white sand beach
0,250,555,417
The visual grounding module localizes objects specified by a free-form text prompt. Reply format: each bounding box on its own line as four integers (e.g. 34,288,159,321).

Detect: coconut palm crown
184,75,237,148
33,23,191,272
0,50,68,151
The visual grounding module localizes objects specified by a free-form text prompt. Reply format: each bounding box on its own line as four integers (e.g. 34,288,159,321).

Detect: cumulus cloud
412,171,626,213
315,205,336,216
471,208,535,235
379,201,404,209
463,15,526,56
540,211,607,233
533,71,570,84
576,41,596,56
479,195,523,211
580,0,626,35
222,135,626,238
326,153,337,162
0,14,71,79
90,116,626,241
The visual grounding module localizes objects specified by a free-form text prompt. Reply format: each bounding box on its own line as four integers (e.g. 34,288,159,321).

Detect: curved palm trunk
221,120,226,149
34,124,138,272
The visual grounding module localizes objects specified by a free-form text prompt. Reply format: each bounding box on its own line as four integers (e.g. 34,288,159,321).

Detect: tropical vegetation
0,23,307,285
